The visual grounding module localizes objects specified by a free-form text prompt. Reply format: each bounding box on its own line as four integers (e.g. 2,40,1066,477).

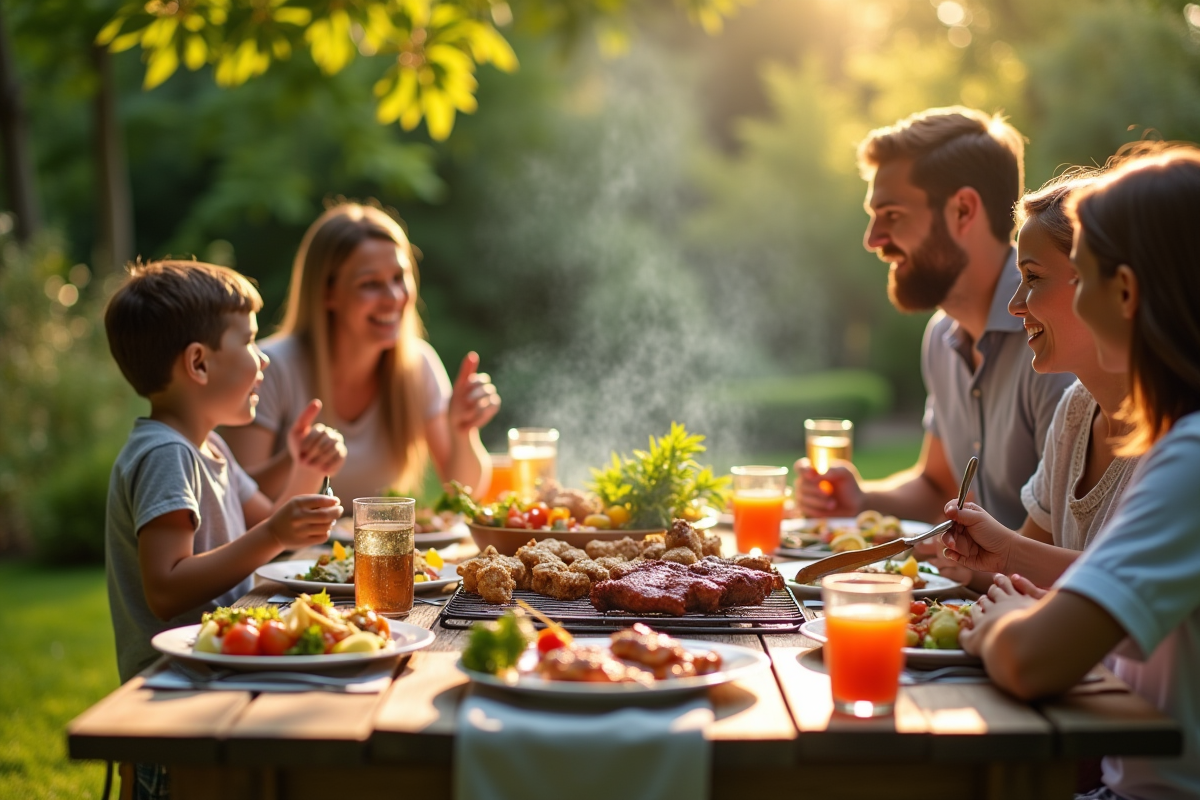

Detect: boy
104,260,347,685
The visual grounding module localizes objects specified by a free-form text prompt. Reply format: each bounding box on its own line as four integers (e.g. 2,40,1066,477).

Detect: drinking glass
353,497,415,618
730,465,787,555
479,453,513,504
805,419,854,497
822,573,913,717
508,428,559,502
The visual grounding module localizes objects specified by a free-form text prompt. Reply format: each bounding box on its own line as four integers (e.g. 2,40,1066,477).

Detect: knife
790,456,978,587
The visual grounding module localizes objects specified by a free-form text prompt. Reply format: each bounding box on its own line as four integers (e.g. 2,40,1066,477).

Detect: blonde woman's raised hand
288,399,348,474
449,352,501,434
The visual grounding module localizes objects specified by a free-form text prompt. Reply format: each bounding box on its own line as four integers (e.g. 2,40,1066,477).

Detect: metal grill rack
437,587,805,634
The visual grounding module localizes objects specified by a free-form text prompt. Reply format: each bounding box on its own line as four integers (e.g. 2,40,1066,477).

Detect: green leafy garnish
588,423,731,530
436,481,481,518
461,610,534,674
286,625,327,656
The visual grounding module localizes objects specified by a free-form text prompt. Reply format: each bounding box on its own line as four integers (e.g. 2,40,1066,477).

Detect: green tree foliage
97,0,749,141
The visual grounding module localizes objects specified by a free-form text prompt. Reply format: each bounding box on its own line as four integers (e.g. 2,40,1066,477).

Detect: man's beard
885,213,969,312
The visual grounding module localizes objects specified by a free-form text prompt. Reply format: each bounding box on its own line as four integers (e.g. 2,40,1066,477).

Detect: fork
900,665,989,684
168,661,383,687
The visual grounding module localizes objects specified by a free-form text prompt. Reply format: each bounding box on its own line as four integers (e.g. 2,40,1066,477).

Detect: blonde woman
225,203,500,502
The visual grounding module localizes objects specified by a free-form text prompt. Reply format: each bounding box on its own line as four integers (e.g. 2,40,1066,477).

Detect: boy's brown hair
1067,144,1200,455
104,260,263,397
858,106,1025,242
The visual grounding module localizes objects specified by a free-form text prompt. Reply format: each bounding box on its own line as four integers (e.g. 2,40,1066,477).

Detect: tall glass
805,418,854,498
822,573,912,717
479,453,513,504
508,428,559,502
731,465,787,555
353,497,415,618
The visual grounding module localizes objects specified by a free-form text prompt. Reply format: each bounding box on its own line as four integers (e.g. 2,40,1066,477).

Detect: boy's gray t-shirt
106,419,258,682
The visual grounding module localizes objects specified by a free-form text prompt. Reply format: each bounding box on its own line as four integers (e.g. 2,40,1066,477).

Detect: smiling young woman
224,202,501,503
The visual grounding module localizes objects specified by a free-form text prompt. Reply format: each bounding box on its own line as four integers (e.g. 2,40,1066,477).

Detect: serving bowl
467,511,718,556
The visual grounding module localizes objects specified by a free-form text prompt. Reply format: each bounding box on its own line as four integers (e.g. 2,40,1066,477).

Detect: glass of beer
805,418,854,497
478,453,514,504
730,465,788,555
822,573,912,717
353,497,415,618
508,428,559,502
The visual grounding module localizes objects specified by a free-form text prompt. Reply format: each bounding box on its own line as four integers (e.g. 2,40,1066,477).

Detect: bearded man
795,107,1075,532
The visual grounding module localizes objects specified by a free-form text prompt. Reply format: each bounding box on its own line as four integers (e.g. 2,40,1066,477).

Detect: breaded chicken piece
701,534,723,558
569,558,611,583
531,562,592,600
476,562,516,604
661,546,699,565
595,556,626,571
665,519,703,557
560,547,589,564
732,554,785,590
585,537,642,561
536,538,575,557
516,540,566,571
640,542,667,560
457,545,528,593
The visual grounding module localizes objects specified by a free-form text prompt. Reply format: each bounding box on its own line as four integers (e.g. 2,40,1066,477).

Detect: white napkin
143,661,395,693
454,690,713,800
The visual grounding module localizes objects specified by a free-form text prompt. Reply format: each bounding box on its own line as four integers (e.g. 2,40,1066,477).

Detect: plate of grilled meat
459,623,770,697
453,519,785,613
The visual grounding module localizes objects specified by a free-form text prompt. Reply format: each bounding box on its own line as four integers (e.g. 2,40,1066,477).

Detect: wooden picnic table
67,538,1182,800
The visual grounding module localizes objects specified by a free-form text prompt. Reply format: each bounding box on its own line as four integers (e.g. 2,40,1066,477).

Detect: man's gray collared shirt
921,250,1077,529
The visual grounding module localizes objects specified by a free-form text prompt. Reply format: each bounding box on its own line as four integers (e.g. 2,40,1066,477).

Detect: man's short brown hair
104,260,263,397
858,106,1025,242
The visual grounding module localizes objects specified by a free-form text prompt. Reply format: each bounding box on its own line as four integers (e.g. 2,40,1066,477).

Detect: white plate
799,617,979,668
459,639,770,698
776,562,964,599
330,517,471,549
151,620,435,671
256,559,460,597
775,517,930,558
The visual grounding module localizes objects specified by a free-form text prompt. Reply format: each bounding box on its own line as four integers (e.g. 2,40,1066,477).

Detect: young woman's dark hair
1067,144,1200,454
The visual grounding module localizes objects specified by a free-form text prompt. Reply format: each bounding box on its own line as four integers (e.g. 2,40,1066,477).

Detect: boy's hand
268,494,342,550
448,352,501,434
288,399,347,474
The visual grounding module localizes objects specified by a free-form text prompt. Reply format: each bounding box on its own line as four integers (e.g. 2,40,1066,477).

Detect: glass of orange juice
479,453,513,504
822,573,912,717
508,428,559,502
730,465,787,555
805,419,853,498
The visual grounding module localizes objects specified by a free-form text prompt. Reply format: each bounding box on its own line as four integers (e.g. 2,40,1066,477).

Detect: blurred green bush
714,369,893,450
0,227,144,562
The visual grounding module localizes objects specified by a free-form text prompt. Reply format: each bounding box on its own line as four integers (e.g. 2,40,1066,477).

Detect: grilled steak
590,557,777,616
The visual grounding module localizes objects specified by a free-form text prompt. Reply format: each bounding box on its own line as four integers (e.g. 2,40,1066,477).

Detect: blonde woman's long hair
279,202,429,492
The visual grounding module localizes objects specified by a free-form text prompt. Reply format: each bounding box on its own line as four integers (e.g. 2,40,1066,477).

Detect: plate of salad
800,600,978,668
255,542,459,596
775,512,929,558
151,592,435,670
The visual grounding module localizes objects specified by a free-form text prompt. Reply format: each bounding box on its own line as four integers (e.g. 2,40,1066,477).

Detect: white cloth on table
454,690,713,800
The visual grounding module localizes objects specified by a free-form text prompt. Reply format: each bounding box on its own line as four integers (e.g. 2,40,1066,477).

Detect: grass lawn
2,562,118,800
0,436,921,800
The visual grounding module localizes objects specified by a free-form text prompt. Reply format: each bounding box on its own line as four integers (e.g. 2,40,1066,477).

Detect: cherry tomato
221,622,260,656
536,628,571,654
910,601,928,617
527,506,548,529
257,620,295,656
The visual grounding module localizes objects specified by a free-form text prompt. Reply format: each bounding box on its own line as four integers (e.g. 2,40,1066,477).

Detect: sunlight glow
937,2,965,26
1186,4,1200,30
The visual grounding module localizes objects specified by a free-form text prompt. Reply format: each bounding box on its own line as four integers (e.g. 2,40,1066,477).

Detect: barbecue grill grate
437,587,805,634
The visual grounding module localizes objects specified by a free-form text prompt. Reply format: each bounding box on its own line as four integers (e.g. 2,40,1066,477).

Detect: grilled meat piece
536,645,652,684
732,554,785,590
585,537,642,561
701,534,723,558
531,562,592,600
590,560,723,615
516,540,566,571
688,556,776,606
458,546,528,592
476,562,516,605
665,519,704,557
660,546,699,565
568,558,611,583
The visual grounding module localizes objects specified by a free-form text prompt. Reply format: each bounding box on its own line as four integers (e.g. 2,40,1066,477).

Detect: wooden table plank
1039,685,1183,759
223,688,391,766
67,673,252,765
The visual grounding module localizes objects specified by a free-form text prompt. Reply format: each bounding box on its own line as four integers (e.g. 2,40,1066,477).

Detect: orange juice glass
822,573,912,717
479,454,513,504
730,466,787,555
